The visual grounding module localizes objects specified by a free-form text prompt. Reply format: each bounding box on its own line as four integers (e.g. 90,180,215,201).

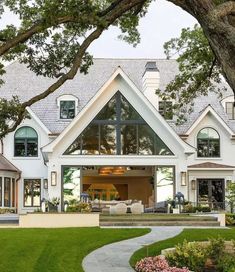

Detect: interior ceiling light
98,167,126,175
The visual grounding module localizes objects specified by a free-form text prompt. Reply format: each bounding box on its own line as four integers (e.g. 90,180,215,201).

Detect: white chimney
142,62,160,109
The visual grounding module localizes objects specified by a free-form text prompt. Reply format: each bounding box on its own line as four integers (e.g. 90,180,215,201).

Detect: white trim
186,105,234,136
26,107,51,135
43,67,195,155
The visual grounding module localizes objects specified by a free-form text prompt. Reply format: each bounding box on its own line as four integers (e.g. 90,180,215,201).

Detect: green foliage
66,201,92,213
166,240,208,271
166,237,235,272
182,203,211,213
130,228,235,268
217,254,235,272
0,0,152,137
226,213,235,226
157,24,224,124
226,182,235,213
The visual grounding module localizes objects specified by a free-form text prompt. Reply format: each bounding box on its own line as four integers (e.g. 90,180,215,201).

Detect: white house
0,59,235,214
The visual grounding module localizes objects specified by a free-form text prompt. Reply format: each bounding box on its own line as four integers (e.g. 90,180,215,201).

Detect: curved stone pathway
82,227,183,272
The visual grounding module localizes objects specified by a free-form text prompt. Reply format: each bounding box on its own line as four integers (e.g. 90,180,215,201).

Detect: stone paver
82,227,183,272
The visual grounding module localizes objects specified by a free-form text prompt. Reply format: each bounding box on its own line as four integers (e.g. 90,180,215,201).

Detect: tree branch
0,0,147,138
0,16,75,56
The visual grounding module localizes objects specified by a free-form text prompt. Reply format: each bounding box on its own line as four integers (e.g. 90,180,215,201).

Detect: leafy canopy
0,0,151,137
157,24,226,123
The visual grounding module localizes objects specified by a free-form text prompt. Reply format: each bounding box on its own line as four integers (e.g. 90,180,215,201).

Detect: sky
0,0,197,59
89,0,197,58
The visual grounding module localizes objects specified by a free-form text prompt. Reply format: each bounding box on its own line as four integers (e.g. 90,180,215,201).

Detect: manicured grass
0,227,150,272
130,228,235,267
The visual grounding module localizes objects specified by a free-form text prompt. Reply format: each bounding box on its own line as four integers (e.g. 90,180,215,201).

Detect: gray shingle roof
0,58,234,134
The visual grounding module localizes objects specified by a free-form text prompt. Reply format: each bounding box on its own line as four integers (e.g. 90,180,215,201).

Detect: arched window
14,127,38,157
197,128,220,157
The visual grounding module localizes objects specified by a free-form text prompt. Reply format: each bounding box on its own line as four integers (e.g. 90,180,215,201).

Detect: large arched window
197,128,220,157
14,127,38,157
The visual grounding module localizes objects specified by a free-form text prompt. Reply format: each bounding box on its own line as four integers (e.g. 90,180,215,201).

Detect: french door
197,179,225,209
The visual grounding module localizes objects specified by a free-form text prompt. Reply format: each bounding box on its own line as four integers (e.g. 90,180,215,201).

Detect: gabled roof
43,67,195,155
188,162,235,170
185,105,235,136
1,59,234,136
0,154,21,173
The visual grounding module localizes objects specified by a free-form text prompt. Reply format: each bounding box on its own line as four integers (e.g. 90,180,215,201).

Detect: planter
173,208,180,214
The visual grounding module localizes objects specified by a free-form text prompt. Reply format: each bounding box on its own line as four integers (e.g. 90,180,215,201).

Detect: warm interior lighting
112,167,126,175
98,167,126,176
181,171,187,186
191,179,196,190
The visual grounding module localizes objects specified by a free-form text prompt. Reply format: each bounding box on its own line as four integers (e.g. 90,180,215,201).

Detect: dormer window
57,94,78,120
225,102,235,120
60,101,75,119
159,101,173,120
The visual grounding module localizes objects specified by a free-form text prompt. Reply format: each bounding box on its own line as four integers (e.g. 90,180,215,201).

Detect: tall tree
0,0,235,137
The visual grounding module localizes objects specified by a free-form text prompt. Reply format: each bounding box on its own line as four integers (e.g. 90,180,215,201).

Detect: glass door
198,179,224,209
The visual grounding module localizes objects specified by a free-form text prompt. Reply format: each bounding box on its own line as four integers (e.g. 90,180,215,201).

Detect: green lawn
0,227,150,272
130,228,235,267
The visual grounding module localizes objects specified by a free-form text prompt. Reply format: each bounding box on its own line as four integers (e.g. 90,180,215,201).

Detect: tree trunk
168,0,235,93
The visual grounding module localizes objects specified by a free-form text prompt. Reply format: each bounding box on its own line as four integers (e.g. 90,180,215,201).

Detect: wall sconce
191,179,196,190
51,171,57,186
181,171,187,186
43,179,48,189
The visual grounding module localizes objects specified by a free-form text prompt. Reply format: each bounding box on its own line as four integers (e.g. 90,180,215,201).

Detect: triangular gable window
64,92,173,155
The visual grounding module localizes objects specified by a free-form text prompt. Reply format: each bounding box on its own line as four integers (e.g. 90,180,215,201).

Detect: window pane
155,135,173,155
157,167,174,202
63,167,81,205
208,139,220,157
24,180,32,207
198,128,219,139
24,179,41,207
12,178,15,207
95,96,116,120
27,139,38,156
63,92,174,156
138,125,154,155
64,136,81,155
32,180,41,207
15,139,26,156
121,95,142,120
60,101,75,119
197,128,220,157
82,124,99,155
4,177,11,207
0,177,2,206
100,125,116,154
15,127,37,138
121,125,137,155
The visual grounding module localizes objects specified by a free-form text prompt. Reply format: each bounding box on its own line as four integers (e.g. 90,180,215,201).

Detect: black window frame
158,101,173,120
23,179,41,207
60,100,76,119
197,127,220,158
14,126,38,157
225,102,235,120
64,92,173,156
